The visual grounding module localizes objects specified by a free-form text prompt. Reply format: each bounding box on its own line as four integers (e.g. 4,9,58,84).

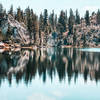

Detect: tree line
0,4,100,44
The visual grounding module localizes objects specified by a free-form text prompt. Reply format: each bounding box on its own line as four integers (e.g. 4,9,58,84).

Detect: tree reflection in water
0,48,100,86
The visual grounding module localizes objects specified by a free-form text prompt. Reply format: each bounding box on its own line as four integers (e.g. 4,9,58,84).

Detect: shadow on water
0,48,100,86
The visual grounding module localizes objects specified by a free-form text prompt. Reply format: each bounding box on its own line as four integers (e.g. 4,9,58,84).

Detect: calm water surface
0,48,100,100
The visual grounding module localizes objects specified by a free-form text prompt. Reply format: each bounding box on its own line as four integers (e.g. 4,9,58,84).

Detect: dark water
0,48,100,100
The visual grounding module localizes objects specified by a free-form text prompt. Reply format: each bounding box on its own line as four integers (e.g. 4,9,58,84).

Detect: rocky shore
66,25,100,48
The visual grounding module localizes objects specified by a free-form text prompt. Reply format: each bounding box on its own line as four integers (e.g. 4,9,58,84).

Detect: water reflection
0,48,100,86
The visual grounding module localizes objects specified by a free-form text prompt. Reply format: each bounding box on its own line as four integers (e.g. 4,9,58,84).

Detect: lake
0,47,100,100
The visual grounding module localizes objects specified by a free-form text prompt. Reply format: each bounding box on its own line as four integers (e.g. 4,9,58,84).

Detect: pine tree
65,10,68,24
0,3,3,18
16,7,22,22
43,9,48,26
96,9,100,24
25,7,31,33
54,14,57,30
49,10,55,30
29,9,34,41
75,9,80,24
33,15,39,44
39,13,44,42
9,5,13,16
43,9,49,44
39,14,43,45
29,9,39,43
6,25,12,40
39,13,44,32
85,10,90,26
20,10,24,22
68,9,75,35
0,4,3,14
58,10,66,34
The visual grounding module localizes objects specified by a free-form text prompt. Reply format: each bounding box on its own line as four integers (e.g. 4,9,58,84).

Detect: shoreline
0,43,100,50
0,41,100,53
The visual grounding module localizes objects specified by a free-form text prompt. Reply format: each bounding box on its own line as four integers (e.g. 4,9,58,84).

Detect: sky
0,0,100,16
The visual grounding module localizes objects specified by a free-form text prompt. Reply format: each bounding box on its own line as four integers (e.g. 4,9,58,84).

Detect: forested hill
0,3,100,47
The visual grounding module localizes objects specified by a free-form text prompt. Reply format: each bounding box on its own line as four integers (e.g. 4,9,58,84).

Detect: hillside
66,13,100,47
0,14,30,45
8,14,30,44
